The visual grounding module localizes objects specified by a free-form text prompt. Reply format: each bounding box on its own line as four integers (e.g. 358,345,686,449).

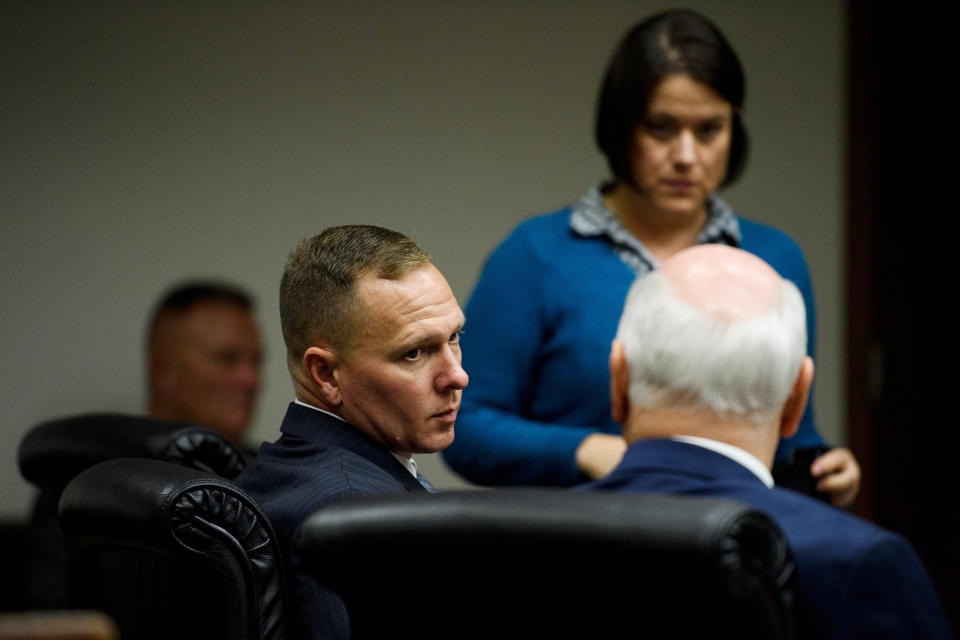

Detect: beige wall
0,0,845,517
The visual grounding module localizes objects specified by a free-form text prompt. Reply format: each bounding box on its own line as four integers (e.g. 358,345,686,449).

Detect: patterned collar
569,183,741,275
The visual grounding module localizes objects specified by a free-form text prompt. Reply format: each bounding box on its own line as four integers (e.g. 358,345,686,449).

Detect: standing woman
443,9,860,506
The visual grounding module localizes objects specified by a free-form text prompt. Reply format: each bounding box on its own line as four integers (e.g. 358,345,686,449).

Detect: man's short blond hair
279,225,430,366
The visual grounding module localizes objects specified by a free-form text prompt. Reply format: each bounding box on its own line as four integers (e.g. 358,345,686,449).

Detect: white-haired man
583,244,949,638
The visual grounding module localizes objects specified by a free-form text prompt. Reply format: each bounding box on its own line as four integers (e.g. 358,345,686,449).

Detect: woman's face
628,74,733,220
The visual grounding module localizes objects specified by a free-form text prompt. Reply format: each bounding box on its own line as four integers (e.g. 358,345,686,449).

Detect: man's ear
780,356,813,439
302,346,342,406
609,340,630,425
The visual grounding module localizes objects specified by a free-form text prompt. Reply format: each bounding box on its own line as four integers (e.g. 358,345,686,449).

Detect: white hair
615,268,807,423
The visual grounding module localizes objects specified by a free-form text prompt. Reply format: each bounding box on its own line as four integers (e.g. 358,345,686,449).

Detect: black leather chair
18,412,248,489
296,489,796,640
58,457,289,640
16,412,249,609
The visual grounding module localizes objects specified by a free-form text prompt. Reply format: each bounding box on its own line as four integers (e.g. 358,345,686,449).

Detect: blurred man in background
147,280,263,448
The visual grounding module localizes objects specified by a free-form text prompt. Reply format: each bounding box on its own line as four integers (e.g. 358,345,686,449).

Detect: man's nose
236,360,261,391
436,348,469,391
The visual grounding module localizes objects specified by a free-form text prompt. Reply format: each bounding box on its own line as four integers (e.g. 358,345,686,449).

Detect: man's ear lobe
610,341,629,425
781,356,813,439
303,346,342,406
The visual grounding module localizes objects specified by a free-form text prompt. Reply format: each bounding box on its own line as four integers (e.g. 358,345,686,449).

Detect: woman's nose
671,129,697,165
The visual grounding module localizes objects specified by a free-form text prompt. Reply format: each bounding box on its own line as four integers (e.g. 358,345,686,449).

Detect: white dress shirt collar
294,398,346,422
671,435,774,488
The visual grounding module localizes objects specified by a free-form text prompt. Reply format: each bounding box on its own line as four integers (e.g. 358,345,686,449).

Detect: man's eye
449,330,461,344
404,348,423,361
214,351,240,367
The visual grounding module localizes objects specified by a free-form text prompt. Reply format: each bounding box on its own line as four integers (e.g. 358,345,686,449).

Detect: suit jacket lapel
280,402,426,493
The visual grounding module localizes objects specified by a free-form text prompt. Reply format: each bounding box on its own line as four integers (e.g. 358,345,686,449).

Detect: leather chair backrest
18,412,247,491
296,489,796,640
16,413,249,611
59,458,289,640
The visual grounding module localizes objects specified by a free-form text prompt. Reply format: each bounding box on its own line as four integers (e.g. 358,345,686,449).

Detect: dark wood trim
845,0,878,524
845,0,958,625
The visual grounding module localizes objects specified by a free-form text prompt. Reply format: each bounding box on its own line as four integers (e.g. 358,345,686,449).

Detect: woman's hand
811,447,861,507
576,433,628,480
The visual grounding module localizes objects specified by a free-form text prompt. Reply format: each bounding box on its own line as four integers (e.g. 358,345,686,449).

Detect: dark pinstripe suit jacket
582,439,952,639
237,402,427,640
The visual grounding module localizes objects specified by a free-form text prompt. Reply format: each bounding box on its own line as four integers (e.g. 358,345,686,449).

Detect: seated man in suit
237,225,468,639
583,244,950,638
147,280,263,449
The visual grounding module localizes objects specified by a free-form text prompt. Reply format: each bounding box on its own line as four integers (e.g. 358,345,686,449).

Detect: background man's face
153,301,262,443
333,264,468,455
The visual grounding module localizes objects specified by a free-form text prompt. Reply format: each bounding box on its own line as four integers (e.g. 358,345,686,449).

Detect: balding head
614,244,809,428
660,245,783,322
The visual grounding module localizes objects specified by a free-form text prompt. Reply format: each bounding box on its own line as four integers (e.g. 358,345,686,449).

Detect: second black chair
16,412,249,610
18,412,248,490
58,457,289,640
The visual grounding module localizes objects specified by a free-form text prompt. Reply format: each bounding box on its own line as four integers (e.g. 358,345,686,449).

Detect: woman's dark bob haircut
595,9,748,189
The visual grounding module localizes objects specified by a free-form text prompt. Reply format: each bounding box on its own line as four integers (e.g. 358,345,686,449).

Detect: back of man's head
616,245,807,425
147,280,262,444
280,225,430,368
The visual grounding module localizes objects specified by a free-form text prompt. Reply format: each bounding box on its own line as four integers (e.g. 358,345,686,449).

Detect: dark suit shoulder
733,486,950,638
829,529,952,639
237,404,424,640
238,441,407,536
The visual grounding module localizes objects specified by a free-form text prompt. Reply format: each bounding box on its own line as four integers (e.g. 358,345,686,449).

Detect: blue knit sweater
443,207,825,486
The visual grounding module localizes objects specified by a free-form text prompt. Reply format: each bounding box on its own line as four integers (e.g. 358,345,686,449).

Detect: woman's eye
642,119,674,140
698,121,724,140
